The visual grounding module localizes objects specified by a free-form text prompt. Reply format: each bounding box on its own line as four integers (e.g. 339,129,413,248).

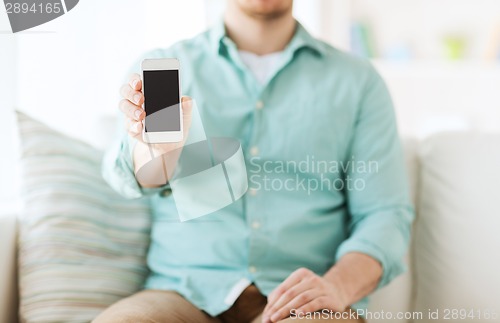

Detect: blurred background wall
1,0,500,206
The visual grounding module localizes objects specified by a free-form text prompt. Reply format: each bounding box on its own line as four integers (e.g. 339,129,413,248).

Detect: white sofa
1,132,500,323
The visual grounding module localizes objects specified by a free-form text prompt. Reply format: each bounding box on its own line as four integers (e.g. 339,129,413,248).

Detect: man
96,0,414,322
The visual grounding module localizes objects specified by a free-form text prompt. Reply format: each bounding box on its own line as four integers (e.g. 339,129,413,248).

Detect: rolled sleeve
335,64,415,288
335,206,413,288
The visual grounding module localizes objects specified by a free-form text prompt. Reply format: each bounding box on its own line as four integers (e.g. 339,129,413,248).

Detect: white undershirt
238,50,284,85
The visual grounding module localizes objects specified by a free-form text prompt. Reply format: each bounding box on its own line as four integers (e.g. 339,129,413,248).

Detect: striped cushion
16,111,151,323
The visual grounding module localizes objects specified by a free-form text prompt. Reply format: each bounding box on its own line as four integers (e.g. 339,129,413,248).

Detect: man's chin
243,8,290,20
238,0,292,20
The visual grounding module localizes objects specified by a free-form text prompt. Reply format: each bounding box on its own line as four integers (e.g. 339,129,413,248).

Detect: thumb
181,96,193,116
181,96,193,136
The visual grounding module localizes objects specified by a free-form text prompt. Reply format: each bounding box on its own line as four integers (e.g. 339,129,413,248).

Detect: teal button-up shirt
102,22,414,315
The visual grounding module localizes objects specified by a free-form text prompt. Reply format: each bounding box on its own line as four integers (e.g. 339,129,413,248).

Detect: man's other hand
262,268,349,323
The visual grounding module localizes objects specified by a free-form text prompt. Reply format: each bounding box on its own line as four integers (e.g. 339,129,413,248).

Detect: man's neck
224,5,296,55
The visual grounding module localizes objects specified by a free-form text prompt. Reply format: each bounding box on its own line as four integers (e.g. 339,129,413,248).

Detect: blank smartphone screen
143,70,181,132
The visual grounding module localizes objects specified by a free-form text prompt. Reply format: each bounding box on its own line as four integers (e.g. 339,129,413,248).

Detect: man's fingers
119,99,145,121
266,280,314,319
265,268,313,313
120,83,144,106
269,290,320,323
294,298,327,318
129,73,142,91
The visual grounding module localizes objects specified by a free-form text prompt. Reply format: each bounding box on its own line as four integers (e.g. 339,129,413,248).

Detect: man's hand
262,268,349,323
262,253,383,323
119,73,192,147
119,73,193,185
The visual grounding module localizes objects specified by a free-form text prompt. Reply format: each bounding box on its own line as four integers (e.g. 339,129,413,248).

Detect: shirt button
251,221,261,229
160,188,172,197
249,266,257,273
255,100,264,110
248,188,257,196
250,146,259,156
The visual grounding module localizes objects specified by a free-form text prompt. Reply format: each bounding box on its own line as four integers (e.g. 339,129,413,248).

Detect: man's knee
92,290,213,323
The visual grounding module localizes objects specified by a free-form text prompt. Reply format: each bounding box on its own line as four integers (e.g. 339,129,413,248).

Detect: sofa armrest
0,212,18,323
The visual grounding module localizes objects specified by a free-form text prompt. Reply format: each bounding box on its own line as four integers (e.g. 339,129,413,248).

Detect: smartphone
141,58,183,143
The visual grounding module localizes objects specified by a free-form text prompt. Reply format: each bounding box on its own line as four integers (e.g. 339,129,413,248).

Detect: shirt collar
209,20,327,58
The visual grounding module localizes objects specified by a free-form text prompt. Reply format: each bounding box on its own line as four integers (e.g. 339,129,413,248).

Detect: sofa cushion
414,132,500,322
16,111,151,323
